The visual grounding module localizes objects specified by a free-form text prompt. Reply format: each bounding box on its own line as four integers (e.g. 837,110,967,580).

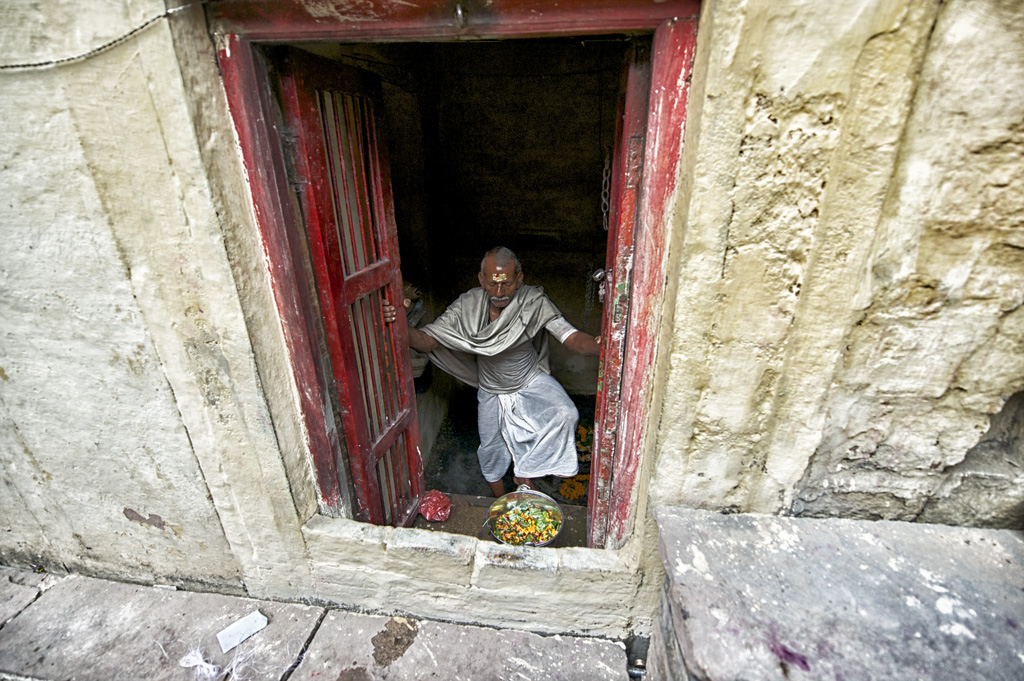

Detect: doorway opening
274,37,641,545
214,2,698,548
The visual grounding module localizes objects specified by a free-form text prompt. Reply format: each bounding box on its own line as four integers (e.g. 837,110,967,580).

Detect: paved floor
0,566,628,681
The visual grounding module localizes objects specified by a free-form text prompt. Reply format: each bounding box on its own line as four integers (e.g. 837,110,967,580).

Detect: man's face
478,257,524,310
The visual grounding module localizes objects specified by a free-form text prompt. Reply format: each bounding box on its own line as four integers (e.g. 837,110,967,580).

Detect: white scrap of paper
216,610,269,653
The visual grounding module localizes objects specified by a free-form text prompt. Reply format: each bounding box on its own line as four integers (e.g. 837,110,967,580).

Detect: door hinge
279,127,309,189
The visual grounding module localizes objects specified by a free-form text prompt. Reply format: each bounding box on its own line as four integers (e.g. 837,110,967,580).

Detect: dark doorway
288,38,638,513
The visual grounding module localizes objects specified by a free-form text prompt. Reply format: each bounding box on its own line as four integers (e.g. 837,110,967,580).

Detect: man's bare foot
512,476,535,490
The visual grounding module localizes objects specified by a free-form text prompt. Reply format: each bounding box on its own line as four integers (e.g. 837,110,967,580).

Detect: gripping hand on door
382,294,439,354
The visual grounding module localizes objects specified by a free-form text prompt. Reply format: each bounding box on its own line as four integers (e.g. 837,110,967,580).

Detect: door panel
278,48,424,526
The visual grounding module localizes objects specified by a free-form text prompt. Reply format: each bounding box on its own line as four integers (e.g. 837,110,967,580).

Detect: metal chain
601,153,611,231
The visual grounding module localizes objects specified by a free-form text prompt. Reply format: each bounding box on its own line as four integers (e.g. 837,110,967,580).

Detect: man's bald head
480,246,521,276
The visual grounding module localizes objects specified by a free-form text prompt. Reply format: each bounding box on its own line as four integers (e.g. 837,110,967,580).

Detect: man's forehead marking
490,272,509,283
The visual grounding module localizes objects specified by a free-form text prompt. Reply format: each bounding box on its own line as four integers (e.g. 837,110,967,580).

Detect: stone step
0,567,628,680
649,508,1024,681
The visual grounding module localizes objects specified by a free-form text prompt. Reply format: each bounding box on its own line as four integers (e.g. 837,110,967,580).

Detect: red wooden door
588,44,652,548
278,48,424,526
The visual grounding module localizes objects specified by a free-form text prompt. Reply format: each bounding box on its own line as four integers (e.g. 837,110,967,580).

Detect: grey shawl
421,285,562,389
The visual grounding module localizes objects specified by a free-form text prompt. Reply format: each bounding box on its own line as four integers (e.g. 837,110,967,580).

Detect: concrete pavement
0,567,628,680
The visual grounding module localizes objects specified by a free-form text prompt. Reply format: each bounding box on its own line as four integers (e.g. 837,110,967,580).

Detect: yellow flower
559,474,591,501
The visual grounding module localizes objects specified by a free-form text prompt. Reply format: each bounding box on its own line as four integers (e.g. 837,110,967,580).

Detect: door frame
209,0,699,546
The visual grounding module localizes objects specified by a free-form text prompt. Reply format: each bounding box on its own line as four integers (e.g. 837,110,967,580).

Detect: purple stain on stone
770,642,810,671
768,625,810,672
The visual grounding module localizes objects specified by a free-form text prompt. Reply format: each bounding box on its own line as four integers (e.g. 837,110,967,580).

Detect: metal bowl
487,486,564,547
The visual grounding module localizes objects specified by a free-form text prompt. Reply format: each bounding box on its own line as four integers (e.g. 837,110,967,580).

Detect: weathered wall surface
794,0,1024,524
0,0,313,593
652,0,1024,528
0,0,237,586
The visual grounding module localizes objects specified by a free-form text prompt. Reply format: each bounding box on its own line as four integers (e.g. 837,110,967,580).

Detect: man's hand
382,294,439,353
383,300,400,324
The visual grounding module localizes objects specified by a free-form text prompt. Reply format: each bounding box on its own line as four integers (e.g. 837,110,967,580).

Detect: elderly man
384,247,600,497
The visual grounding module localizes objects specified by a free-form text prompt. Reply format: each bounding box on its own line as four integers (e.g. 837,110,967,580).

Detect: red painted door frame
606,20,698,548
208,0,697,40
209,0,699,544
590,43,651,548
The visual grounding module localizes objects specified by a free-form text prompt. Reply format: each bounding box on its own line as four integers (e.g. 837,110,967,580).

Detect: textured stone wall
2,0,1021,642
0,0,312,592
0,0,236,587
652,0,1024,528
792,0,1024,525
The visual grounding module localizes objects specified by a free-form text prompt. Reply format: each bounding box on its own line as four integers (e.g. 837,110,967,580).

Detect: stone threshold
410,492,588,548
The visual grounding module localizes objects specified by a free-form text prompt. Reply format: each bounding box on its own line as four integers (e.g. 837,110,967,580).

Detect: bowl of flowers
487,486,564,547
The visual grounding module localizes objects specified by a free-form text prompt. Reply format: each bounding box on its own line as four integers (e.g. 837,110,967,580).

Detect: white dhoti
421,284,583,483
476,372,580,482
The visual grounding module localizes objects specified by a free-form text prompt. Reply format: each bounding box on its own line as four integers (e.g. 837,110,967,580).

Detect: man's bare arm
562,331,601,357
406,325,439,353
382,300,440,353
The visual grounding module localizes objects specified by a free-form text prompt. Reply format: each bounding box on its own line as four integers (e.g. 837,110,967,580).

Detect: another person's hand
383,300,399,323
382,296,414,324
383,294,440,353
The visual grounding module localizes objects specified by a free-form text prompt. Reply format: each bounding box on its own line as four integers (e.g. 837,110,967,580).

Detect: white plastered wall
0,0,313,597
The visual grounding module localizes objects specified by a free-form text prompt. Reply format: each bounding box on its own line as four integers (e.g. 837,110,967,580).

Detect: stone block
652,507,1024,681
302,514,391,566
384,526,476,586
467,544,634,635
550,547,641,615
472,542,560,588
557,546,622,573
306,562,405,612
